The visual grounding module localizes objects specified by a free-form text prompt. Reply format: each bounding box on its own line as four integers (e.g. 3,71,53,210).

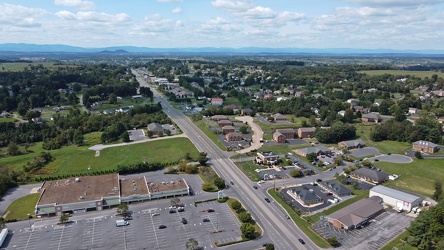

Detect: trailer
0,228,8,247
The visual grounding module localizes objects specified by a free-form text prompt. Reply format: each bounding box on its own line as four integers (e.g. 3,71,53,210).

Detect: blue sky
1,0,444,50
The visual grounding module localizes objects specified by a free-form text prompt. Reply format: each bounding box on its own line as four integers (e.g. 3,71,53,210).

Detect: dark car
159,225,167,229
316,179,322,182
253,185,258,189
207,208,215,213
387,153,392,155
181,218,187,224
230,181,235,185
298,238,305,244
264,197,270,203
123,216,133,221
262,243,268,247
374,159,379,161
203,218,210,222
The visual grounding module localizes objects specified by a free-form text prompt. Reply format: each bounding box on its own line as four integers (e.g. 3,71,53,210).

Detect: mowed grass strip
2,193,40,221
193,120,227,150
268,189,330,248
234,161,267,182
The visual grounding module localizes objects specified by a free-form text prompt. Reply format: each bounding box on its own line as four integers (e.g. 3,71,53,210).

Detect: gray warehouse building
369,186,422,212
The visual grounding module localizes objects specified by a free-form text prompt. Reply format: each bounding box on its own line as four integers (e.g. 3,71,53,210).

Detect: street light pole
27,213,32,230
216,213,219,232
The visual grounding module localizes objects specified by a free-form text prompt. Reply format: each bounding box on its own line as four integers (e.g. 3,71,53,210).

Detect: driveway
235,116,264,154
349,147,380,158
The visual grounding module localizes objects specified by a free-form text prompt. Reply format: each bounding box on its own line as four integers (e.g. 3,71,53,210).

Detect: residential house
291,186,323,205
272,113,288,123
241,108,253,116
256,152,280,166
294,91,305,98
412,140,440,153
254,92,264,99
276,129,295,139
293,146,331,157
147,123,164,135
273,132,286,143
432,90,444,97
218,120,233,127
354,106,369,114
211,115,228,121
361,113,382,123
226,104,240,113
276,96,289,102
351,168,390,184
326,196,384,230
226,132,242,142
408,108,418,115
320,180,352,197
298,127,316,138
338,139,366,149
338,110,346,117
264,94,274,101
211,98,224,106
222,125,236,134
31,117,44,124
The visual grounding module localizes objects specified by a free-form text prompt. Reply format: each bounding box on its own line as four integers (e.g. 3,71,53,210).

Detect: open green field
234,160,267,182
1,62,77,72
375,158,444,197
259,143,311,155
358,70,444,79
2,193,40,220
1,137,199,176
356,124,411,154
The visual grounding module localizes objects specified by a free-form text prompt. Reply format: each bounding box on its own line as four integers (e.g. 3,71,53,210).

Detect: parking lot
4,198,241,250
127,129,146,141
312,210,414,250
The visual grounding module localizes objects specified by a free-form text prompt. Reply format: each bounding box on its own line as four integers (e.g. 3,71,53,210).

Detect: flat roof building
369,186,422,212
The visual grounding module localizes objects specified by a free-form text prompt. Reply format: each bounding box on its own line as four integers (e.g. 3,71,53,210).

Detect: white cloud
172,7,182,13
157,0,183,2
346,0,444,6
133,14,177,32
0,4,47,28
276,11,305,22
54,0,95,10
55,11,131,24
243,6,276,19
211,0,253,12
199,17,240,33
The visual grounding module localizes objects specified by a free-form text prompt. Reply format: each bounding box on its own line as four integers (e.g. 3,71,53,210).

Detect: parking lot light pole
216,213,219,232
27,214,32,230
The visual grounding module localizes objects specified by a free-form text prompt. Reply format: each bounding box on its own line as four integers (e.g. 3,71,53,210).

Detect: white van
116,219,129,227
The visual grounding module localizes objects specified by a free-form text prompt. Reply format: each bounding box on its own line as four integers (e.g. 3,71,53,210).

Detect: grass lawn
193,120,227,150
0,117,17,123
223,97,242,107
356,124,411,154
2,193,40,220
234,161,267,182
268,189,330,248
375,158,444,197
259,143,311,155
381,231,416,250
358,70,444,79
1,137,199,176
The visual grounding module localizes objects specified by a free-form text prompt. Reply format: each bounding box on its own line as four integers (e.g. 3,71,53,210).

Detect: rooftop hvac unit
75,178,80,182
133,188,137,191
80,196,84,200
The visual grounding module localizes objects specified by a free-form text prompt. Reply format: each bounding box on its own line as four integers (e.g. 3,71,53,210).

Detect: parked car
207,208,215,213
181,218,187,224
159,225,167,229
123,216,133,221
151,212,160,216
203,218,210,222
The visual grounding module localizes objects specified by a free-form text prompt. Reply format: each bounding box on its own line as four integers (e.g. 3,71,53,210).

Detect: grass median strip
268,189,330,248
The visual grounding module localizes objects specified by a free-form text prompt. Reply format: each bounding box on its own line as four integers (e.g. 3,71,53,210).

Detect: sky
1,0,444,50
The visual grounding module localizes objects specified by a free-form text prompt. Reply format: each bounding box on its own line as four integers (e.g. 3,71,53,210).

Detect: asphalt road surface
133,69,317,250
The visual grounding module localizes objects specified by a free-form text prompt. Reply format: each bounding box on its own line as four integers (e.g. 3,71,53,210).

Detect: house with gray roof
361,113,382,123
412,140,440,153
326,196,384,230
369,186,422,212
351,168,389,184
293,146,331,157
338,139,366,149
292,186,323,205
320,180,352,197
147,123,164,135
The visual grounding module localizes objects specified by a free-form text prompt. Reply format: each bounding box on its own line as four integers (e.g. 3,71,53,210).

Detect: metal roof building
369,186,422,212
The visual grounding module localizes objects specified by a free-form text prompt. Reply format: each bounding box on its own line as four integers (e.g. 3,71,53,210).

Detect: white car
151,212,160,216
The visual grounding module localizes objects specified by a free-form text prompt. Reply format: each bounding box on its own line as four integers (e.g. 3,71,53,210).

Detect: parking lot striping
147,212,161,249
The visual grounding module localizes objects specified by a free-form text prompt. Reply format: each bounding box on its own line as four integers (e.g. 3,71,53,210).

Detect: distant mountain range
1,43,444,55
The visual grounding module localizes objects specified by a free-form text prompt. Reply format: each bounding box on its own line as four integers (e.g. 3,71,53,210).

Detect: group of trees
315,122,356,143
407,201,444,249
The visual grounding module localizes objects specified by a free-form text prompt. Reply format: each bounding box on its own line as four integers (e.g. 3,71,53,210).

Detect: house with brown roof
226,104,240,113
338,139,366,149
211,115,228,121
298,127,316,138
264,94,274,101
361,113,382,123
226,132,242,142
222,125,236,134
326,196,384,230
293,146,331,157
276,128,295,139
273,132,285,143
272,113,288,122
353,106,369,114
412,140,440,153
218,120,233,127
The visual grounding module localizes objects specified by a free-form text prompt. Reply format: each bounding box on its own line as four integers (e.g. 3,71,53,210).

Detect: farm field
1,62,77,72
358,70,444,78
